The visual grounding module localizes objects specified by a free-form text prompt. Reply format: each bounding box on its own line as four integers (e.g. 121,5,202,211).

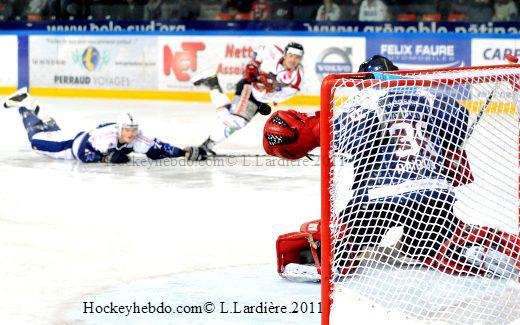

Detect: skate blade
190,68,218,85
2,87,29,109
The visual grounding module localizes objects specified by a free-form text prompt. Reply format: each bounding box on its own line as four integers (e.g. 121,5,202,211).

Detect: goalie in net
265,56,520,288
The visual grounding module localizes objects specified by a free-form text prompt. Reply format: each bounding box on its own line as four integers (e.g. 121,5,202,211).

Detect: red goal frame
320,64,520,325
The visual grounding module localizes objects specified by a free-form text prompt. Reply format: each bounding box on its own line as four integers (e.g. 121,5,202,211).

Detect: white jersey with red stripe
250,45,303,104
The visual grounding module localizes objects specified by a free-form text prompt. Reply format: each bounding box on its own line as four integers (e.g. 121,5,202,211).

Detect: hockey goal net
321,65,520,325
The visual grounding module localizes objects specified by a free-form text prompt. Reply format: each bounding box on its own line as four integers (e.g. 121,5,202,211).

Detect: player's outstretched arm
142,139,203,161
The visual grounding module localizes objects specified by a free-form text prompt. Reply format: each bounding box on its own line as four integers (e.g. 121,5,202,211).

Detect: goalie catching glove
263,110,320,160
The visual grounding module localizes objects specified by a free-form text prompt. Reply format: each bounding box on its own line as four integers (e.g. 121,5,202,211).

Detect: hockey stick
466,54,518,140
210,153,320,159
466,54,518,141
464,54,518,146
466,85,497,140
211,153,271,158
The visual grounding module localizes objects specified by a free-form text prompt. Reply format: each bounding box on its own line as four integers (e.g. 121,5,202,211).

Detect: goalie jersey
336,87,470,205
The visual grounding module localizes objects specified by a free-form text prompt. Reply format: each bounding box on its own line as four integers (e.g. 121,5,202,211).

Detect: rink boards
0,32,518,107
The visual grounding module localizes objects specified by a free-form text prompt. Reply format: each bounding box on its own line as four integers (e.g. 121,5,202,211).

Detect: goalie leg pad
229,83,259,122
276,232,313,274
281,263,320,283
431,225,520,278
277,231,321,274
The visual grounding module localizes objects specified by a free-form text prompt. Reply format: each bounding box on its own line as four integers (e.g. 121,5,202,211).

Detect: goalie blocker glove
263,110,320,160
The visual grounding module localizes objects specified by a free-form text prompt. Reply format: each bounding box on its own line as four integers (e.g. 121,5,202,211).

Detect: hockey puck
257,103,272,116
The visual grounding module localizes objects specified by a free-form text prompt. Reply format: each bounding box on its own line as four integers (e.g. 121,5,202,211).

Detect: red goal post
320,64,520,325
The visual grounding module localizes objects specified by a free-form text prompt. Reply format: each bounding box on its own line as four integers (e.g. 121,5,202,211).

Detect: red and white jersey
250,45,303,104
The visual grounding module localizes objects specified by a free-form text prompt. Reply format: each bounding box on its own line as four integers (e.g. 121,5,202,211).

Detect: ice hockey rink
0,97,321,324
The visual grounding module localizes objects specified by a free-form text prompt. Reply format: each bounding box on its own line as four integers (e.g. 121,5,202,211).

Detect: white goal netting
323,66,520,325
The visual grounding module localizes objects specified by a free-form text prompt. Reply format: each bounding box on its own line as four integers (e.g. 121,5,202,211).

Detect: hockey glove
259,72,277,93
82,151,102,163
185,146,208,161
103,149,130,164
263,110,320,160
444,149,474,187
245,62,260,83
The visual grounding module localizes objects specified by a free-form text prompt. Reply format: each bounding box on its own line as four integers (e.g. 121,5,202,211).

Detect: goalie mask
358,55,399,73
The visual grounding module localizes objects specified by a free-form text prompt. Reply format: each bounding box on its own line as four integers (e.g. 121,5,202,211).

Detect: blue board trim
17,35,29,89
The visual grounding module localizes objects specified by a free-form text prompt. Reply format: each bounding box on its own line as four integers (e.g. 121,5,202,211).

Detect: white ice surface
65,265,320,324
0,98,321,324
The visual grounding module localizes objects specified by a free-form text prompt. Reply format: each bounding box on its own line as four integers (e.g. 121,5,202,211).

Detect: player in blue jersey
3,88,207,163
335,77,470,263
267,56,519,281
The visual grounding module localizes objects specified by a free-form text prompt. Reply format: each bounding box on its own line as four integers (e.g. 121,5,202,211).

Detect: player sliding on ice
3,88,207,163
192,42,304,155
264,56,519,282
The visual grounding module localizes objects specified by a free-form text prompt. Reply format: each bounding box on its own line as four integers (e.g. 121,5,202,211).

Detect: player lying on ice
192,42,304,155
3,88,207,163
263,55,520,282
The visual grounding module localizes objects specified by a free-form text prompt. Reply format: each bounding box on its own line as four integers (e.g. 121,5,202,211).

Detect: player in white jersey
3,88,206,163
192,42,304,155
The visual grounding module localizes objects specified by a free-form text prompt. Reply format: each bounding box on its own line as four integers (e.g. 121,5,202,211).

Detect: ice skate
199,137,217,156
191,68,222,92
3,87,40,115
